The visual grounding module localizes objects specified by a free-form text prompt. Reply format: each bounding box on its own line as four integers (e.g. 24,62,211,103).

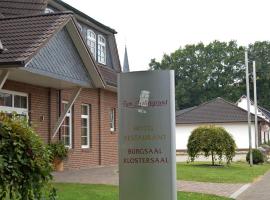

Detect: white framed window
81,104,90,148
0,89,28,117
87,29,96,59
109,108,115,132
45,8,54,14
98,35,106,64
61,101,72,148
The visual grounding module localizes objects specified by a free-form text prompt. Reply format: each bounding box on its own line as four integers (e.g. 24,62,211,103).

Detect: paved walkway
237,171,270,200
53,166,245,198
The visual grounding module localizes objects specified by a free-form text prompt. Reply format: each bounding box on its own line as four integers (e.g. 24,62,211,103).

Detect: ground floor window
61,101,72,148
0,89,28,117
81,104,90,148
109,108,116,132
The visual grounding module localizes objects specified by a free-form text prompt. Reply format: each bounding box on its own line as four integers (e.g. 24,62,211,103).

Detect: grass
177,161,270,183
54,183,232,200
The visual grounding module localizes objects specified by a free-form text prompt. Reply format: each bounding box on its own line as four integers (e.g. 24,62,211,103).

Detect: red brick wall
3,80,51,143
2,80,119,169
100,89,118,165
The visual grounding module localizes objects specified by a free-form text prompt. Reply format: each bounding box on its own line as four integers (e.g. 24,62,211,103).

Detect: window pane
81,105,88,115
81,127,87,137
0,92,12,107
64,136,70,146
14,95,27,108
81,118,87,127
64,117,70,126
81,137,87,146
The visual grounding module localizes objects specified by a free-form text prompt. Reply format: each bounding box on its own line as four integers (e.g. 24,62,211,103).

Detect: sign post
118,70,177,200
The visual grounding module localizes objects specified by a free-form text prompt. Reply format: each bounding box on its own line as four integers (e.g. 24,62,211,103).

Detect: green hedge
0,113,56,199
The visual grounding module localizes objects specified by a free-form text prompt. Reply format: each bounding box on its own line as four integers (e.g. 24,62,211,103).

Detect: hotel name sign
118,70,177,200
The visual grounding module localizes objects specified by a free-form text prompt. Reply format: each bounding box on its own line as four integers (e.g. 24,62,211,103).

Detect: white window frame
81,104,90,148
109,108,115,132
62,101,72,149
87,29,96,59
0,89,28,116
98,35,106,65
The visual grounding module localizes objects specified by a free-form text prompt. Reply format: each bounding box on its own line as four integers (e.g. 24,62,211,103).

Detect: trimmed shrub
0,113,56,199
187,125,236,165
246,149,264,164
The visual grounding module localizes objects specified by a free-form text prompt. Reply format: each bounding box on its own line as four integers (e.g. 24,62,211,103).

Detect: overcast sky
64,0,270,71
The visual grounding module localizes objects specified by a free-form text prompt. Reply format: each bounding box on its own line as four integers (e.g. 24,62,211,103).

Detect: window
109,108,115,132
98,35,106,64
61,102,72,148
45,8,54,14
0,90,28,116
87,29,96,59
81,104,90,148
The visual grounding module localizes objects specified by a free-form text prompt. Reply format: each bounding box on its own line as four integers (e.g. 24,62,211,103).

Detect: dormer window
98,35,106,64
45,8,54,14
87,29,96,59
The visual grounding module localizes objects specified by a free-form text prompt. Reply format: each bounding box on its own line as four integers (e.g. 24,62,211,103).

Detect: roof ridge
0,11,73,21
179,97,225,116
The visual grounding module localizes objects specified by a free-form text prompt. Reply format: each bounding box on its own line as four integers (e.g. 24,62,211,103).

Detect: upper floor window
45,8,54,14
0,90,28,117
87,29,96,59
98,35,106,64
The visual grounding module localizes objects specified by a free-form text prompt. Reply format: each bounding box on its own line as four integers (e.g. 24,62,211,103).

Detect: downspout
98,89,102,165
58,90,62,141
48,89,51,144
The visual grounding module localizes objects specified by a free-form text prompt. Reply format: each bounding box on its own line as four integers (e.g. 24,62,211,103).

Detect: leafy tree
187,126,236,165
150,40,270,110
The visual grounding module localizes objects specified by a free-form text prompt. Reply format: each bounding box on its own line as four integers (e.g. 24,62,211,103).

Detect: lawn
54,183,232,200
177,162,270,183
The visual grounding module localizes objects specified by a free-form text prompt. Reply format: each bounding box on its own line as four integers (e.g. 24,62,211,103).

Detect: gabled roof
51,0,117,34
0,0,48,17
0,12,72,66
176,97,266,124
0,12,105,88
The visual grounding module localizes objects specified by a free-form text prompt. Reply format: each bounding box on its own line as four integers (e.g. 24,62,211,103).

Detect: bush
47,141,68,161
187,125,236,165
246,149,265,164
0,113,56,199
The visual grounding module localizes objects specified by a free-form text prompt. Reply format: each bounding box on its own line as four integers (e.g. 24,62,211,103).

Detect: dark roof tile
98,65,118,87
0,0,48,17
0,12,72,66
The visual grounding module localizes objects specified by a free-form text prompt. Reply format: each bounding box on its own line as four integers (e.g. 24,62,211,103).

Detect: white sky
64,0,270,71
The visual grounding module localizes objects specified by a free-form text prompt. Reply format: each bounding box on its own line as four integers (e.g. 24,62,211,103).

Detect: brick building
0,0,120,169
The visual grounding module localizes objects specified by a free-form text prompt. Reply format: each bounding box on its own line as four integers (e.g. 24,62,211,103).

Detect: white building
236,96,270,145
176,97,269,151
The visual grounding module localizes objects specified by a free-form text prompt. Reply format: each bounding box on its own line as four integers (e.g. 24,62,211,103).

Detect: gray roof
176,106,196,116
176,97,266,124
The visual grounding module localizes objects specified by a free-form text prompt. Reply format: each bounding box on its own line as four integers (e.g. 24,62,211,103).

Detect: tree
187,126,236,165
149,40,270,110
